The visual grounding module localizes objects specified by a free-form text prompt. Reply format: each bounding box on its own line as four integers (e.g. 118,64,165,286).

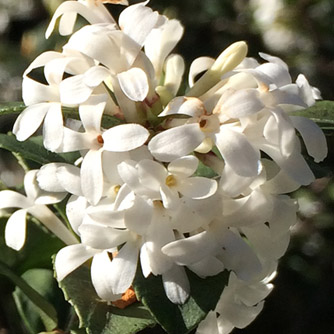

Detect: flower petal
162,265,190,304
215,127,261,177
55,244,97,281
290,116,327,163
5,209,27,251
167,155,198,178
81,149,103,205
178,177,217,199
103,124,149,152
91,251,121,301
79,224,130,249
12,103,50,142
109,240,139,294
60,74,93,105
117,67,149,102
0,190,31,209
148,123,205,162
43,103,64,151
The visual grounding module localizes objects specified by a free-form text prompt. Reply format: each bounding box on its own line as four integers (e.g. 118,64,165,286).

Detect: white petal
162,265,190,304
84,66,110,88
0,190,30,209
22,77,59,105
119,2,159,47
55,244,97,281
178,177,217,199
145,19,184,78
168,155,198,178
260,142,314,185
160,184,179,210
220,163,256,197
81,149,103,205
188,56,215,88
220,89,264,118
223,190,273,227
217,229,262,282
290,116,327,162
142,217,174,275
12,103,50,141
103,124,149,152
117,162,141,193
79,224,130,249
162,231,220,265
43,103,64,151
37,163,68,192
137,159,166,192
66,195,87,234
79,95,106,132
159,96,205,117
57,165,82,196
59,128,93,152
148,123,205,162
124,195,153,235
196,311,220,334
91,251,121,302
164,54,185,96
46,1,115,38
215,127,261,177
109,241,139,294
60,74,93,105
5,209,27,251
117,67,149,102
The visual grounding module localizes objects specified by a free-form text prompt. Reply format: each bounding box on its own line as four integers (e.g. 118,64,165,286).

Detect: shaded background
0,0,334,333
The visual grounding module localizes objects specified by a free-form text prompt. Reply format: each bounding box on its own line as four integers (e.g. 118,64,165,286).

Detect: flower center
114,185,121,194
97,135,104,144
165,174,177,187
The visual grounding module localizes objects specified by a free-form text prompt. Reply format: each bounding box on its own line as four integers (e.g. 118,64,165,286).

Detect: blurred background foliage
0,0,334,333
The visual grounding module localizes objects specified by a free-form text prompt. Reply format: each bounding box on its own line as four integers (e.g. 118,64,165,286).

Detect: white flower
56,94,149,205
0,170,77,250
148,96,262,177
117,155,217,209
196,266,276,334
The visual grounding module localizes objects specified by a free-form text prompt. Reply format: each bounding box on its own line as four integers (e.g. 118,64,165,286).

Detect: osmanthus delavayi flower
0,170,77,250
3,0,329,333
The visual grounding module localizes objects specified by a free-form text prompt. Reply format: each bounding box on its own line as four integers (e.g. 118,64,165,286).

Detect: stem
29,205,78,246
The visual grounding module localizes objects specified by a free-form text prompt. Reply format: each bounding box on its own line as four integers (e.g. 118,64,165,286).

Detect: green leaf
291,100,334,131
13,268,69,333
0,262,58,331
58,262,156,334
0,133,77,166
133,268,229,334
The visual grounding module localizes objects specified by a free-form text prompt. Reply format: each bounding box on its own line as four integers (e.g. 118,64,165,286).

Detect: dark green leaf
0,133,78,165
133,268,229,334
58,262,156,334
0,262,58,331
13,268,68,333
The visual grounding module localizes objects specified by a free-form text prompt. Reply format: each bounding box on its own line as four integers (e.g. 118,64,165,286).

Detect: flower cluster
0,1,327,333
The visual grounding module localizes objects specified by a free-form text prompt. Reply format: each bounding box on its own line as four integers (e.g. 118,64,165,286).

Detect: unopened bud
187,41,248,97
